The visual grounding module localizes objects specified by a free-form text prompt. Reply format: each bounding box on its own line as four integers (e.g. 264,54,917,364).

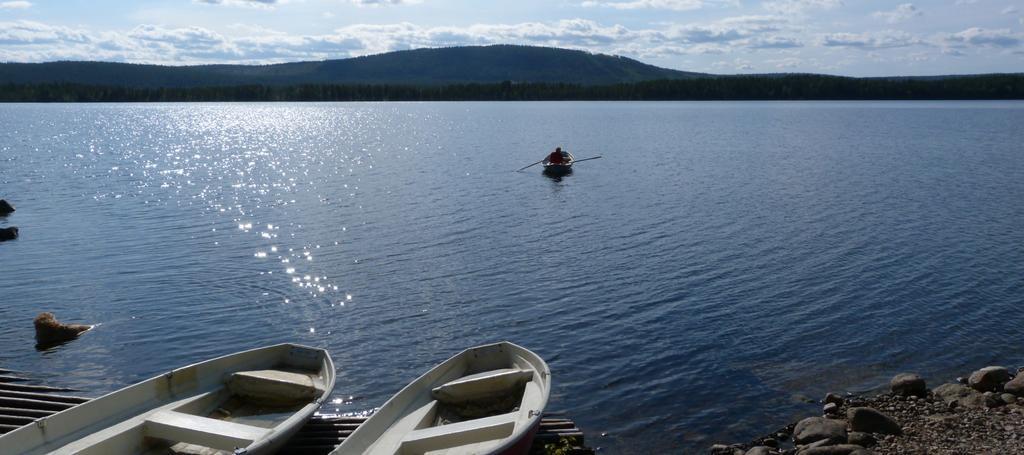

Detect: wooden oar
571,156,603,163
516,159,544,172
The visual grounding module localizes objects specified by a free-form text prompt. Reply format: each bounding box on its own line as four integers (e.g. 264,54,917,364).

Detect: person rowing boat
547,147,568,165
517,148,599,172
542,147,575,176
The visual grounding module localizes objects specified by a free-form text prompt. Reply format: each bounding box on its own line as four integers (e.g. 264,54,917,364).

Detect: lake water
2,101,1023,453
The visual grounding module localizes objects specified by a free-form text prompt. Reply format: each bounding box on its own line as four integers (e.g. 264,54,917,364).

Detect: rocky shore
711,366,1024,454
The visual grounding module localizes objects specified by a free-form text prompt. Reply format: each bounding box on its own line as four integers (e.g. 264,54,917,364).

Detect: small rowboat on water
542,151,574,176
332,342,551,455
0,343,334,455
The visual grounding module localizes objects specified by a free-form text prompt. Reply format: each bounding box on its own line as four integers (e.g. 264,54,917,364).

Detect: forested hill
0,45,704,88
3,74,1021,102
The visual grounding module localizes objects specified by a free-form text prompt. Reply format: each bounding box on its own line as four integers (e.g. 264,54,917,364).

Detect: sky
0,0,1022,76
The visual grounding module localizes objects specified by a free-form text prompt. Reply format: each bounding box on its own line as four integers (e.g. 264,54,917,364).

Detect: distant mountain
0,45,705,88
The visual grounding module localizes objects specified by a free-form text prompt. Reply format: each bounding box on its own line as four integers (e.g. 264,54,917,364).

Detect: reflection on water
1,101,1024,453
543,167,573,182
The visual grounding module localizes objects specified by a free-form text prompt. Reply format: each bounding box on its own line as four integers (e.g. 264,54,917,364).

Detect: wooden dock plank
277,413,593,455
0,414,37,426
0,423,23,434
0,390,90,404
0,406,56,418
0,396,77,412
0,382,77,393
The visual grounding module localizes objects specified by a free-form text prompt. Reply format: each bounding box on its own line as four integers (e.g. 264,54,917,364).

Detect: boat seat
399,411,518,454
431,368,534,404
145,410,270,450
366,400,439,453
227,369,317,405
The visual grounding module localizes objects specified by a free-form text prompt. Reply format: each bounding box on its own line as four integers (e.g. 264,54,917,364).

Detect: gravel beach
711,366,1024,455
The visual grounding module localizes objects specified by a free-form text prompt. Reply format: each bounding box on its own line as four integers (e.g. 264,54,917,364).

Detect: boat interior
34,352,327,455
364,348,547,455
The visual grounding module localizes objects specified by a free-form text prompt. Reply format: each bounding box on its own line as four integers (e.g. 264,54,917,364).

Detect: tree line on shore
1,74,1021,102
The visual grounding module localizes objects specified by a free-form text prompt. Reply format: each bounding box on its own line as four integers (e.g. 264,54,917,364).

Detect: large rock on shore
933,383,986,409
968,366,1011,392
847,407,901,435
1004,373,1024,397
794,417,847,445
889,373,927,397
0,226,18,241
847,432,876,447
0,199,14,215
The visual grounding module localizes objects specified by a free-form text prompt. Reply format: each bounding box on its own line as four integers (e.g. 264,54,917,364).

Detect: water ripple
1,101,1023,453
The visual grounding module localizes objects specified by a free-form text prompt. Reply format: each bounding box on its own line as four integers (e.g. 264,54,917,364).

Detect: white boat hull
0,343,335,455
332,342,551,455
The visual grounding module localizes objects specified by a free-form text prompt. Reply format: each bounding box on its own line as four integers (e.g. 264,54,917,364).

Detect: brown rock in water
710,443,745,455
890,373,927,397
823,393,845,406
34,312,93,347
968,366,1011,392
0,199,14,215
0,226,17,241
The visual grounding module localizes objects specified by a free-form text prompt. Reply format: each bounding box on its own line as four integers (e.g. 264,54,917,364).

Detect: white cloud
667,16,786,44
0,1,32,9
0,15,1018,74
762,0,841,15
899,51,932,62
873,4,922,24
1000,6,1018,14
0,20,90,45
764,56,802,68
581,0,706,10
350,0,422,6
748,36,802,48
194,0,279,8
820,30,922,49
947,27,1021,47
711,57,753,71
0,17,806,65
129,24,234,54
